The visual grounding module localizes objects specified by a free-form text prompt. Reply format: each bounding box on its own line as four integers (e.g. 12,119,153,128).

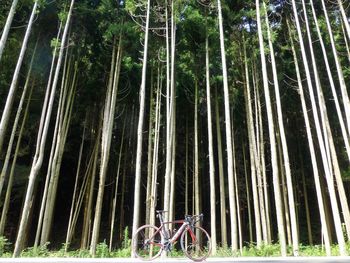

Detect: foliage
0,237,11,257
95,240,110,258
20,243,50,257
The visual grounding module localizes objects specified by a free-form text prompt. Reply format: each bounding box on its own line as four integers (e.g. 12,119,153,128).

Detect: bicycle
132,210,211,261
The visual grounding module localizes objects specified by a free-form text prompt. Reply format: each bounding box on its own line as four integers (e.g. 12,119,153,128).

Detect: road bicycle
132,210,211,261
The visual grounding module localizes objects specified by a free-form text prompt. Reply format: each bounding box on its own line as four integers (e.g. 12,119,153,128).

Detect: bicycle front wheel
180,225,211,261
133,225,163,260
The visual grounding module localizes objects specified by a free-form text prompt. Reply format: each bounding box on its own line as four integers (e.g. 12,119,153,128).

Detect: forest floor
0,257,350,263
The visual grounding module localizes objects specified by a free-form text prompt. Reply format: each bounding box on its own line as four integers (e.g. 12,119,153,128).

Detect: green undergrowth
1,233,350,257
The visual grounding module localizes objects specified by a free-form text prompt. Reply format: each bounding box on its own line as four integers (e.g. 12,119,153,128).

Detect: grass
1,231,350,258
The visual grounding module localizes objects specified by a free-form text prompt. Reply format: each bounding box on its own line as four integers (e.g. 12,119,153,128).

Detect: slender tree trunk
131,0,150,253
0,0,19,61
90,36,122,255
264,3,299,254
299,0,347,254
217,0,237,251
0,0,38,156
0,81,33,236
0,40,37,197
81,126,100,249
308,0,350,163
65,119,86,251
243,41,262,248
150,71,162,228
41,57,77,245
287,18,331,255
243,145,253,243
164,0,176,225
321,0,350,140
194,79,200,220
256,0,286,255
13,0,75,255
205,34,217,254
145,81,154,226
109,118,126,251
215,87,227,247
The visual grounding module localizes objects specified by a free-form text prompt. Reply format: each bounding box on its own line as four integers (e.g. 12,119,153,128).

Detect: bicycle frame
147,219,196,249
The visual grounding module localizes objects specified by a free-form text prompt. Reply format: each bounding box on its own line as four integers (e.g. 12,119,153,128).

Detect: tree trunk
256,0,286,255
109,118,126,251
90,35,122,255
287,18,331,255
205,34,217,254
217,0,237,251
0,40,37,197
0,80,33,236
299,0,347,254
131,0,150,254
264,3,299,253
243,41,262,247
215,87,227,247
0,0,19,61
0,0,38,156
13,0,75,255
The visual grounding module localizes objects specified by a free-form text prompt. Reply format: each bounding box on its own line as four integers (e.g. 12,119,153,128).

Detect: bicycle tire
132,224,163,260
180,225,211,261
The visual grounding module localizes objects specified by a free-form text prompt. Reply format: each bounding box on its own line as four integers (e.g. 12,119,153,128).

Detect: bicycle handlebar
185,213,204,224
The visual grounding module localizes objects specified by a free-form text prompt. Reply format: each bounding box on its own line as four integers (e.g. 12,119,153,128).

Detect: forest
0,0,350,258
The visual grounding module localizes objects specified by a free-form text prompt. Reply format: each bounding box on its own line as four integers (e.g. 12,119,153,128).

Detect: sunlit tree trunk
145,80,155,226
131,0,150,254
13,0,75,255
150,70,162,228
256,0,286,255
41,58,77,245
0,0,38,156
308,0,350,163
320,0,350,139
299,0,347,254
217,0,237,251
0,80,33,236
287,18,331,255
0,40,37,197
215,88,227,247
164,0,176,225
243,41,262,247
264,3,298,254
205,34,217,254
109,118,126,251
90,36,122,255
0,0,19,61
253,64,271,243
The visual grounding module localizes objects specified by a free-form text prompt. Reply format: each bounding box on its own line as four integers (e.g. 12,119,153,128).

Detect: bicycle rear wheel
180,225,211,261
133,225,163,260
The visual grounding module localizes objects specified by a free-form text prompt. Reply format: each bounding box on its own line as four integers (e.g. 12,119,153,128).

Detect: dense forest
0,0,350,257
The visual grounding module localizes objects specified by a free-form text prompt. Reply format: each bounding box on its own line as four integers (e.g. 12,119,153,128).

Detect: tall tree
256,0,286,255
131,0,151,255
0,0,38,157
13,0,75,255
0,0,19,61
217,0,237,252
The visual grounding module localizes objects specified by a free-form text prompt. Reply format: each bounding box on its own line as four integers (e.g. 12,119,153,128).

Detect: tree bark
131,0,150,254
217,0,237,251
13,0,75,255
256,0,286,255
0,0,19,61
0,0,38,156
